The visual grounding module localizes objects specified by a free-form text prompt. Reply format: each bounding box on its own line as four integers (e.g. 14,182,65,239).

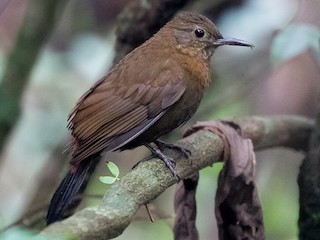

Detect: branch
233,115,313,151
298,101,320,239
40,115,314,239
0,0,66,152
114,0,191,63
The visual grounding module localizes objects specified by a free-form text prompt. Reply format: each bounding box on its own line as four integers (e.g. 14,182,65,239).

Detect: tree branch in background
298,98,320,239
114,0,191,62
39,115,313,240
0,0,66,154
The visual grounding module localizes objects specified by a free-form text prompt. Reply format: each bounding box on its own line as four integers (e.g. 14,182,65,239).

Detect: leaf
107,161,120,178
271,24,320,65
184,120,265,239
99,162,120,185
174,172,200,240
99,176,117,184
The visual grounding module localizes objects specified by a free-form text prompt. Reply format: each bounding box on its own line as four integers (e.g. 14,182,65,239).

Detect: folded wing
68,66,186,164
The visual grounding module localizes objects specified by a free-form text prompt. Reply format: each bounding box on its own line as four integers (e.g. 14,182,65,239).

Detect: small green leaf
99,162,120,185
107,161,120,178
99,176,117,184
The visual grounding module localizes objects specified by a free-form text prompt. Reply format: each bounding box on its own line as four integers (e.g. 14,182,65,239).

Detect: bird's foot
144,143,180,180
154,140,191,159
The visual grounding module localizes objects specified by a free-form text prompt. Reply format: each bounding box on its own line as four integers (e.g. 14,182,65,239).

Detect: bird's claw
144,143,180,180
131,155,154,170
154,148,179,181
154,140,191,159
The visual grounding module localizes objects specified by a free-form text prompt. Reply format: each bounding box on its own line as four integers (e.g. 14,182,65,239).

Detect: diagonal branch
40,115,314,240
0,0,66,153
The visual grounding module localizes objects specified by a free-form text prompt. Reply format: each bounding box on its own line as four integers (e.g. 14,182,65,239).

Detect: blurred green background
0,0,319,239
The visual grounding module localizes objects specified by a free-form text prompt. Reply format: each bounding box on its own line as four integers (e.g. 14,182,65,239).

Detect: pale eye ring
194,28,205,38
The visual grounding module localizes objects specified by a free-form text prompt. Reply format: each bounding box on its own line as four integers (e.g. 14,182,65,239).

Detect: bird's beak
214,36,253,48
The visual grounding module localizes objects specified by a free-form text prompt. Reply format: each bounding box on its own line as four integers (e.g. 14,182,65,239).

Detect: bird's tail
46,155,100,225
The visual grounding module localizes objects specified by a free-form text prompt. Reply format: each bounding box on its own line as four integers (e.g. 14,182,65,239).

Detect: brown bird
46,12,253,224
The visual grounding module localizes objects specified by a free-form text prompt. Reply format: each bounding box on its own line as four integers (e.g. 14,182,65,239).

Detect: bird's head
165,12,253,60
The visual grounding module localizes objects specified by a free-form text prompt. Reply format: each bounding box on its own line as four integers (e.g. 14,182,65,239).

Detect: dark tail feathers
46,156,100,225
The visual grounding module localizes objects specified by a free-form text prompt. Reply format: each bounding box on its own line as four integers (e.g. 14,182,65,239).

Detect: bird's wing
68,66,186,164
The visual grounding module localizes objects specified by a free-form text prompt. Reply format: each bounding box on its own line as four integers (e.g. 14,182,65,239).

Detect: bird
46,11,253,225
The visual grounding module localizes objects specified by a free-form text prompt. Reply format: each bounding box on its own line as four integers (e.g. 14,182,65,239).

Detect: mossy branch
40,115,314,240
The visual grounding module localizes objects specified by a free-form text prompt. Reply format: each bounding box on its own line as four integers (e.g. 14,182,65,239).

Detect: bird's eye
194,28,205,38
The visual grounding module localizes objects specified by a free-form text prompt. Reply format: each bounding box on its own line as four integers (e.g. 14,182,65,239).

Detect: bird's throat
175,45,212,88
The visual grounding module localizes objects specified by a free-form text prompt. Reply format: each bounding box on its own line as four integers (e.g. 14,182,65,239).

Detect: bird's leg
154,140,191,159
144,143,180,180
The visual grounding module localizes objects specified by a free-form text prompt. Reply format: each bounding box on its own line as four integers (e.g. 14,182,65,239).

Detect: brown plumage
47,12,253,224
